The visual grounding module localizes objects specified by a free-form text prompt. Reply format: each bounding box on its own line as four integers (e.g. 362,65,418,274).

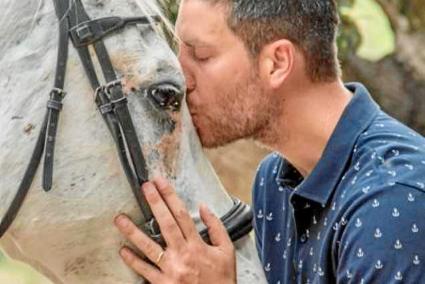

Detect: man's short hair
204,0,341,82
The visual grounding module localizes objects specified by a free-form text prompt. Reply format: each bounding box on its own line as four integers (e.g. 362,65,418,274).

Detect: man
114,0,425,283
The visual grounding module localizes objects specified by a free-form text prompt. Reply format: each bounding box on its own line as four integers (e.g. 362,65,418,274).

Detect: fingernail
200,203,211,214
115,215,129,227
143,182,155,194
120,248,133,261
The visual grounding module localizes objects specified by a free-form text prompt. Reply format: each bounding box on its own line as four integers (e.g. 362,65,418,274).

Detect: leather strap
0,115,48,238
43,0,70,192
0,0,71,236
201,198,253,244
70,16,160,47
43,88,67,191
68,0,157,232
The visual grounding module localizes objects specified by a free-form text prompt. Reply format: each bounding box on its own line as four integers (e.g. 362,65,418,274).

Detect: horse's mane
134,0,179,47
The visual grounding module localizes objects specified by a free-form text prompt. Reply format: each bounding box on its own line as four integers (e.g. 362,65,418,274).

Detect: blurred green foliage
340,0,395,61
396,0,425,31
160,0,179,24
0,250,51,284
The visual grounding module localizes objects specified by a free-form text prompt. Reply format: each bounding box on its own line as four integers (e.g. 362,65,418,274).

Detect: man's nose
185,72,196,94
178,53,196,94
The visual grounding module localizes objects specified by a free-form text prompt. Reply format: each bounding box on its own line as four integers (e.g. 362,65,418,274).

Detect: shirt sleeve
336,182,425,283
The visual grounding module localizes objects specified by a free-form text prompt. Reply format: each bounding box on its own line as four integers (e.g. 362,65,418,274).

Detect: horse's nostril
147,84,182,111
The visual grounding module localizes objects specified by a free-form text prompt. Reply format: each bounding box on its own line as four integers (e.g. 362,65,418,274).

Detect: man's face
176,0,274,148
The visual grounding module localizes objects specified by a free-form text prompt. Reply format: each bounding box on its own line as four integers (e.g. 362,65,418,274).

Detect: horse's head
63,0,188,178
0,1,265,283
67,0,232,219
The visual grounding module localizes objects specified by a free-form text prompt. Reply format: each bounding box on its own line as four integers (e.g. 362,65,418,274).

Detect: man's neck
259,79,353,177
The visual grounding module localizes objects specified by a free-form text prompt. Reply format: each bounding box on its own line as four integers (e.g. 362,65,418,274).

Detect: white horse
0,0,266,283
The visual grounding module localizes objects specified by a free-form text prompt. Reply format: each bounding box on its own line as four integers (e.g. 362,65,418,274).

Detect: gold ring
155,251,165,265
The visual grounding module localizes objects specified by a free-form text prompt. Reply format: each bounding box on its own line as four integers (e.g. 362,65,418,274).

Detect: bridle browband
0,0,253,246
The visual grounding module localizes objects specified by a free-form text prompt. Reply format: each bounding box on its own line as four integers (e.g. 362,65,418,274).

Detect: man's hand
114,177,236,284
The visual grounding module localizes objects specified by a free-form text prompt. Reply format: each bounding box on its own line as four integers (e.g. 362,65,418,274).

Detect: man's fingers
114,215,164,265
143,182,185,247
199,203,232,248
153,177,201,241
119,247,163,283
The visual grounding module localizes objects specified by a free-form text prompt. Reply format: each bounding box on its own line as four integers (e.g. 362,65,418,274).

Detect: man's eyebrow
182,38,213,48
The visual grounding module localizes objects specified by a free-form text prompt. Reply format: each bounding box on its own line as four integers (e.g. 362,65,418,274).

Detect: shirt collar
277,82,380,206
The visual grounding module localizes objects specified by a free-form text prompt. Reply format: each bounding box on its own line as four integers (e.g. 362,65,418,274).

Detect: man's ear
259,39,295,89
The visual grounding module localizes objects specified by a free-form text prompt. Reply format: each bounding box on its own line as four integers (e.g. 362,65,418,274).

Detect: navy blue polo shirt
252,83,425,283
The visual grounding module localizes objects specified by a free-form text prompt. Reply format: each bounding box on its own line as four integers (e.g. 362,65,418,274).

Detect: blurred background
1,0,424,282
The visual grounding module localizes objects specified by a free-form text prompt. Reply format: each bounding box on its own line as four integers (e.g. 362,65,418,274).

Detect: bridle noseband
0,0,253,247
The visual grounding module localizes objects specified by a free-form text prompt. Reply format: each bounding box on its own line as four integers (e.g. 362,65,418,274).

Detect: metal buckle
76,24,94,42
94,79,122,98
94,80,127,113
95,85,105,100
50,88,67,99
104,79,122,95
46,88,66,111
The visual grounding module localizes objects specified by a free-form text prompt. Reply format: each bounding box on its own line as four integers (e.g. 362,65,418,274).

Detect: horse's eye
147,84,182,111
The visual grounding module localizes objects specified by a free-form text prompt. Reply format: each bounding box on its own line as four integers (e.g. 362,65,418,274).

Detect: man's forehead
176,0,229,47
176,23,218,48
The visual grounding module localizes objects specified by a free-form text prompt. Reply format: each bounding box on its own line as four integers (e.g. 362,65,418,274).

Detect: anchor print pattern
252,86,425,284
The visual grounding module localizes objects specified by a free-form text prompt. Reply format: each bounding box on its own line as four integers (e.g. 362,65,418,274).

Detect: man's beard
195,75,277,149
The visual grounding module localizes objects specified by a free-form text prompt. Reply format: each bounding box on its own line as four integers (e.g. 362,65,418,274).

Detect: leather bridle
0,0,253,246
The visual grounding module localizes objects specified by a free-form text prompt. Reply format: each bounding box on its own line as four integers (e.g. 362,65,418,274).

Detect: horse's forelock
134,0,179,48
